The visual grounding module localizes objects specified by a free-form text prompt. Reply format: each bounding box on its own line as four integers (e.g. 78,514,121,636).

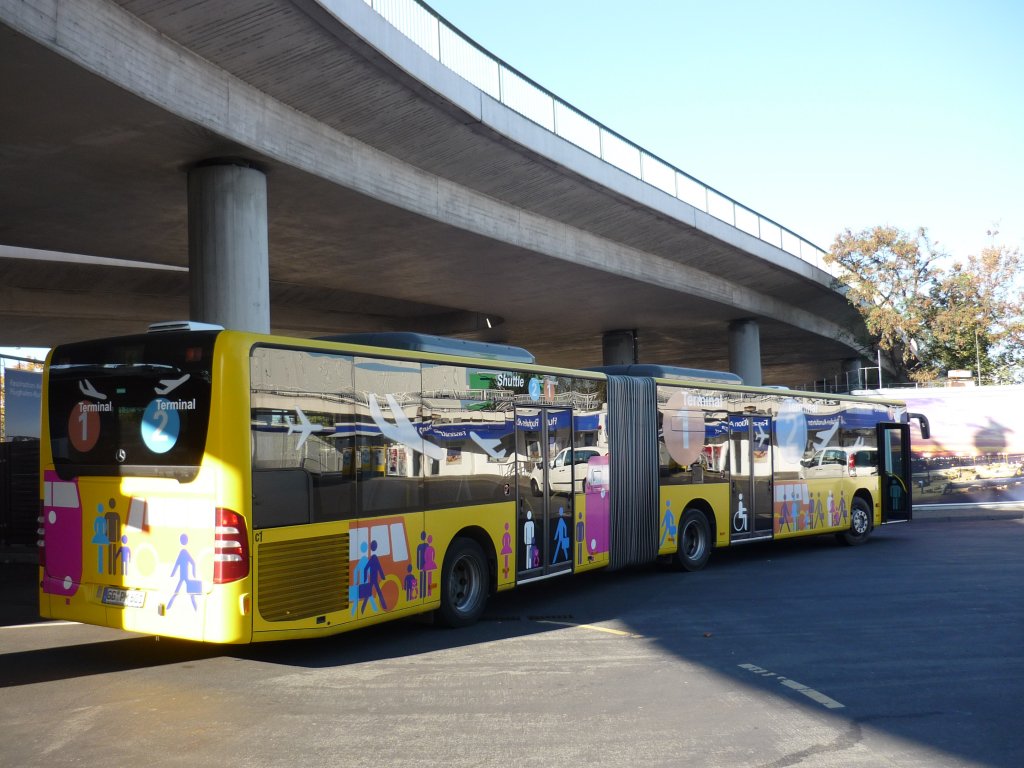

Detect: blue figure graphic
116,534,132,575
660,500,677,547
403,564,418,601
168,533,200,611
551,507,570,564
361,540,387,613
352,540,378,615
575,513,585,563
91,505,109,574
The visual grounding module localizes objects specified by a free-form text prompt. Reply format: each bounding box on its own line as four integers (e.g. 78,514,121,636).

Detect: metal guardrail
360,0,832,272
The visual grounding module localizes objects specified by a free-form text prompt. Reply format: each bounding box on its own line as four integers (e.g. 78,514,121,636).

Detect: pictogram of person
661,500,677,546
422,535,437,596
500,522,512,579
104,507,120,575
361,540,387,613
417,531,430,598
352,540,378,615
813,492,825,529
168,533,200,611
523,510,535,569
551,507,570,564
576,512,586,563
403,564,418,601
778,488,792,533
91,505,109,574
115,534,132,575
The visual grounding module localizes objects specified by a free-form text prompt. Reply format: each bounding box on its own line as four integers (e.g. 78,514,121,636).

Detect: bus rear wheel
674,508,712,572
838,497,873,546
437,537,489,628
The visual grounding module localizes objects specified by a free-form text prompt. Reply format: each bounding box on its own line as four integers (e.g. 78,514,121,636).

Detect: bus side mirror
904,412,930,440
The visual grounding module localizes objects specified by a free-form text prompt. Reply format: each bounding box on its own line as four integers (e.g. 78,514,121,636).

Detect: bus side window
253,468,312,528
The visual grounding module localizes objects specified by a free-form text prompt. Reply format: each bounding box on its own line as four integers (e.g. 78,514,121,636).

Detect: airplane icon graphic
287,408,328,450
79,379,107,401
812,420,839,451
368,394,447,461
471,431,507,459
154,374,190,395
754,422,769,448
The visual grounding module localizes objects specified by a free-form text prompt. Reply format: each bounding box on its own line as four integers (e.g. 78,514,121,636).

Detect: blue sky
426,0,1024,259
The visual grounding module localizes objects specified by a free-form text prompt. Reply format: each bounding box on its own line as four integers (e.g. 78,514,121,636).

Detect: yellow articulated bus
39,324,929,643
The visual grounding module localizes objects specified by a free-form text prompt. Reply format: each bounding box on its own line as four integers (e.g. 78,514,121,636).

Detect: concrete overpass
0,0,871,386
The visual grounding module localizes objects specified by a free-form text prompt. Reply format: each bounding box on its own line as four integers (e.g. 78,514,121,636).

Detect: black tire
437,537,489,628
838,497,873,546
674,508,712,572
530,478,542,497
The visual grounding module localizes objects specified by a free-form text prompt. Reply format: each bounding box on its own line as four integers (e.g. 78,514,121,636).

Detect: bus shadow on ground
0,635,225,688
0,532,899,687
232,532,867,670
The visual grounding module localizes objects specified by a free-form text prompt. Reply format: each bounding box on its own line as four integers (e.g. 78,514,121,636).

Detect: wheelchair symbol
733,493,749,532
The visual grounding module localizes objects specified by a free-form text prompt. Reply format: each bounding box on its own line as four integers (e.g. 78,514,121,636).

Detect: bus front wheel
437,537,489,628
839,497,873,546
674,508,712,572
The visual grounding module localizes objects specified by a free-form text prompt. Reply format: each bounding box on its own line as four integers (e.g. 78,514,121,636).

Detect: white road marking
534,619,639,637
739,663,845,709
2,620,80,629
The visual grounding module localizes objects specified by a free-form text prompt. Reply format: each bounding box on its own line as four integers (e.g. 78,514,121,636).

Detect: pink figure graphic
583,455,610,556
416,533,437,597
500,522,513,579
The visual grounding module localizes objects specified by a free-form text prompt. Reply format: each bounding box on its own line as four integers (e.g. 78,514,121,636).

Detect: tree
826,226,1024,385
925,243,1024,383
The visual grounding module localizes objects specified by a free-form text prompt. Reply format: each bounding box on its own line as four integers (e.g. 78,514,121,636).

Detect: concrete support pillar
843,358,867,392
187,160,270,333
602,329,638,366
728,319,762,386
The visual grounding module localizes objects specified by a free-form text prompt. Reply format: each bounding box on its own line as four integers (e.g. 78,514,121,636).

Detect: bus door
514,407,575,581
728,415,774,542
878,422,912,523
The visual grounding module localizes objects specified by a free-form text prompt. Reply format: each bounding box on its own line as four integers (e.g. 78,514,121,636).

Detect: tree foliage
826,226,1024,385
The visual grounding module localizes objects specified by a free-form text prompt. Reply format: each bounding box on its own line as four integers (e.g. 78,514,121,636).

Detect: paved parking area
2,518,1023,767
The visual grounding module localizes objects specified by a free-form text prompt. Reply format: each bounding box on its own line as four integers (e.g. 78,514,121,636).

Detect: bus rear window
46,331,218,481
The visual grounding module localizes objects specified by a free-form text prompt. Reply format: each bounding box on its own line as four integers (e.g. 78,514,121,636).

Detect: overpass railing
360,0,831,272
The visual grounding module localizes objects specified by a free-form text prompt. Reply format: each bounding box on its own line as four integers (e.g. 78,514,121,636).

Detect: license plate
102,587,145,608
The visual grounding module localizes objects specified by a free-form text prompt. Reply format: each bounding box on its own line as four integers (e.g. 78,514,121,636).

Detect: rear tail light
848,453,857,477
213,508,250,583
